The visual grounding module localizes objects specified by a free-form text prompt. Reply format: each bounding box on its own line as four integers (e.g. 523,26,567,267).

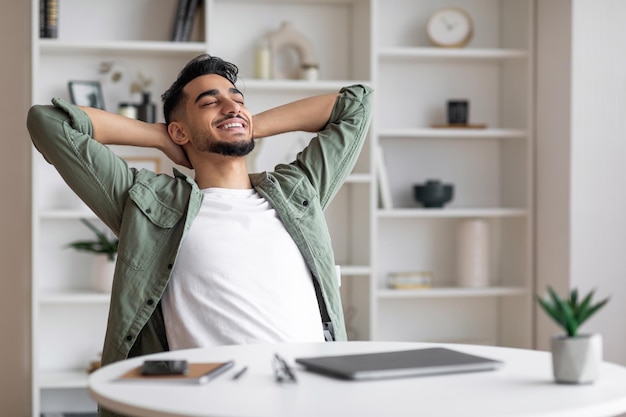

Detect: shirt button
146,208,152,214
168,263,174,269
126,335,133,342
303,200,309,206
147,299,154,306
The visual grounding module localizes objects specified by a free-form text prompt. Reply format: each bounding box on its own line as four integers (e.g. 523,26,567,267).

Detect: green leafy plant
537,286,610,337
67,219,119,261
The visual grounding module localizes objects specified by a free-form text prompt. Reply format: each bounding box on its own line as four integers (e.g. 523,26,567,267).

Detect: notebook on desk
295,347,503,380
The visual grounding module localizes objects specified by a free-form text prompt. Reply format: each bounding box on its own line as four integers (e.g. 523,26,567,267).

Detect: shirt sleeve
291,84,373,211
27,99,136,235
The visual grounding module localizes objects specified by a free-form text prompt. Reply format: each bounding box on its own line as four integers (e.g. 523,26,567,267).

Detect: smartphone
141,359,189,376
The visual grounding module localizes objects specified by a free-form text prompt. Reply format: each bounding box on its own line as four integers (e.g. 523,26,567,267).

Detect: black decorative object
447,100,469,125
137,92,156,123
414,179,454,208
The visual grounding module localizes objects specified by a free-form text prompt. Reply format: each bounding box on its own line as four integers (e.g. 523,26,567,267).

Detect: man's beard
192,131,255,157
208,139,255,156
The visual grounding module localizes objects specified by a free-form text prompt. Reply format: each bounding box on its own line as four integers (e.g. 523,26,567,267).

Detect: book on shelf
375,144,394,209
171,0,201,42
171,0,189,41
40,0,58,39
39,0,45,37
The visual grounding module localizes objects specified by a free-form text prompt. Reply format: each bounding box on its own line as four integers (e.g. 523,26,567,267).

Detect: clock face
427,7,473,48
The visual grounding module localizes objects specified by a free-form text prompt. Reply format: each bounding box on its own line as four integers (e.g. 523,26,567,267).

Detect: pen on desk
198,360,235,384
232,366,248,380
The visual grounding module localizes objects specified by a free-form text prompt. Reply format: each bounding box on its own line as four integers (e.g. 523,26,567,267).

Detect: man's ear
168,121,189,145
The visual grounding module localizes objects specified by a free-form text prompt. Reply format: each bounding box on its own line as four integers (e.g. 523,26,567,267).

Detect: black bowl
413,180,454,208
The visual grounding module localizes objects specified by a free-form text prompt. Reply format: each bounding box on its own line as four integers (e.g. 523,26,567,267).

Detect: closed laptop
295,347,503,380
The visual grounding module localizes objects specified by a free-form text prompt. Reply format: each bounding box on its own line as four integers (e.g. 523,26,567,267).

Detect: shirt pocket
118,182,184,271
289,180,331,258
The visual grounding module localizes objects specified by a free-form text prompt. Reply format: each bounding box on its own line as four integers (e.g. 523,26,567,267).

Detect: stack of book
171,0,202,42
39,0,58,38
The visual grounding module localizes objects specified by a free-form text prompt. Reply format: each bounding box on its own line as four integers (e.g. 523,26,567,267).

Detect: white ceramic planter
92,254,116,293
551,333,602,384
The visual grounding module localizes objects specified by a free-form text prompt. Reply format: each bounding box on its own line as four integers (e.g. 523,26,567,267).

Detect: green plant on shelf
67,218,119,261
536,286,609,337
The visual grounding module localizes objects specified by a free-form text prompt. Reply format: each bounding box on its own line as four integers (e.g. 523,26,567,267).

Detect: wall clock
426,7,473,48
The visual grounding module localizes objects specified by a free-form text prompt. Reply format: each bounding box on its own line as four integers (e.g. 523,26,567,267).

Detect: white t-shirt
162,187,325,350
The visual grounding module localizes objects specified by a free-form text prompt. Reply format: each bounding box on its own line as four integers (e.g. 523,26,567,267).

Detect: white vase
456,219,490,287
267,21,317,80
551,333,602,384
92,254,116,293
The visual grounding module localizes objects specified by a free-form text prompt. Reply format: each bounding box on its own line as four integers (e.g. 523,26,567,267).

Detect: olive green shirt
27,84,372,416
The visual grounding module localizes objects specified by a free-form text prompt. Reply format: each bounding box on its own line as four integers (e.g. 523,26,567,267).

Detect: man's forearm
80,107,192,168
251,93,339,139
80,106,166,148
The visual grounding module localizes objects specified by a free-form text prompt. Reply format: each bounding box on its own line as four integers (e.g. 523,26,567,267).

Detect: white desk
88,341,626,417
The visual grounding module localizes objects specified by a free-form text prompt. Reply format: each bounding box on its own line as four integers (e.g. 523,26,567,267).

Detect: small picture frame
123,156,161,173
68,80,105,110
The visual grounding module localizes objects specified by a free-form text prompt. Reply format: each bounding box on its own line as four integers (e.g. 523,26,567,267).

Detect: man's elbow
27,105,46,147
26,104,63,163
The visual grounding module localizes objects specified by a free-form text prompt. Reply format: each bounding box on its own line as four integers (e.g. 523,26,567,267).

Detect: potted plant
537,286,610,384
68,219,119,293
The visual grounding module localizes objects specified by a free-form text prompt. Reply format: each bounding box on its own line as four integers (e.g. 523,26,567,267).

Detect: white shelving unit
30,0,534,414
370,0,534,347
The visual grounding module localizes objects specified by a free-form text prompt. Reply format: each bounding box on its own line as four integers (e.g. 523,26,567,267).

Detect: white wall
536,0,626,365
570,0,626,364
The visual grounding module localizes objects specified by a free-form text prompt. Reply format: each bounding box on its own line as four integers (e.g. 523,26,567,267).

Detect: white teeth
222,122,243,129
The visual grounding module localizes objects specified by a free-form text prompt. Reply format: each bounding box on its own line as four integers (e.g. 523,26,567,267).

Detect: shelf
345,173,371,184
377,208,527,219
39,291,110,304
216,0,361,4
378,128,527,139
377,286,528,299
237,79,370,93
39,370,89,389
38,209,97,220
378,47,528,61
38,39,207,55
339,265,371,276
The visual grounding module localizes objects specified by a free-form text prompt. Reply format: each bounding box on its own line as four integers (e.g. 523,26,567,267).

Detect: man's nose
223,99,241,115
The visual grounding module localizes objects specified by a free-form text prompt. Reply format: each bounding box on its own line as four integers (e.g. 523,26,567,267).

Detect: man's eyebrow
194,88,244,104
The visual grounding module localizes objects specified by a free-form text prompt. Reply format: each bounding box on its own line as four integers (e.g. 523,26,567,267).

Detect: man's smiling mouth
221,122,244,129
217,115,248,130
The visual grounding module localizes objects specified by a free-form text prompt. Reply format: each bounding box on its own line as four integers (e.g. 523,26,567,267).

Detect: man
27,53,371,384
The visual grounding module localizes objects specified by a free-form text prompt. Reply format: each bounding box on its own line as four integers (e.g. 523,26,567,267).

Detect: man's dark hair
161,54,239,124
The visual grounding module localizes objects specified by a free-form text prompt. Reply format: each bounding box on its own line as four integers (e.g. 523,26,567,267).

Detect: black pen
198,360,235,384
232,366,248,380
